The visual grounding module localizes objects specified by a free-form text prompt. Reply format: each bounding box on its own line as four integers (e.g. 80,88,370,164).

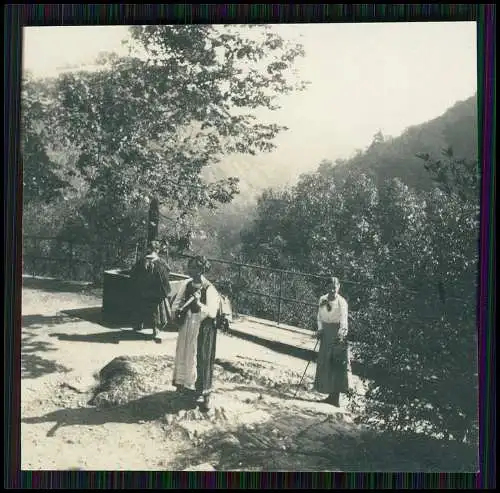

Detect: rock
216,433,241,448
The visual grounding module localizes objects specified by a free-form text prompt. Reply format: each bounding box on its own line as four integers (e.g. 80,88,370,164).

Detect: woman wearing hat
171,255,220,411
314,276,350,407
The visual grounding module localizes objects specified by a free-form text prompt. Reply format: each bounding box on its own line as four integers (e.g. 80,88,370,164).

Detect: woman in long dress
130,241,172,342
171,256,220,411
314,276,350,407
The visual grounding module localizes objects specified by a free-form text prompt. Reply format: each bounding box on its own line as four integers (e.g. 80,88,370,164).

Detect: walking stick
293,337,320,399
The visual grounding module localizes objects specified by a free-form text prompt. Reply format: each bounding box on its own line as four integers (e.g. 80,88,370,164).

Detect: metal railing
22,235,328,329
22,234,144,284
179,255,328,329
21,234,473,340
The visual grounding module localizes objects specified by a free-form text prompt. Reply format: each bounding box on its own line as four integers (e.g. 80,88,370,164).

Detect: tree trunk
147,197,159,245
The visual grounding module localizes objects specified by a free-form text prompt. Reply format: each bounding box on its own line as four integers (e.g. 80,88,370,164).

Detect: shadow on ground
23,306,144,333
171,408,478,472
229,384,315,401
22,390,194,437
60,307,128,330
22,276,102,296
49,330,158,345
22,353,72,380
22,313,77,330
59,307,178,334
22,332,71,379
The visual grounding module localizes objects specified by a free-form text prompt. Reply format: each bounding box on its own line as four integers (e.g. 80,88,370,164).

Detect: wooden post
134,241,140,265
147,197,160,245
32,237,38,277
235,263,242,319
68,241,75,280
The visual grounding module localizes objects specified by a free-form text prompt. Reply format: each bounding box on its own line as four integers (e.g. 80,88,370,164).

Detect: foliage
45,25,307,246
241,148,479,443
21,73,72,205
21,25,479,445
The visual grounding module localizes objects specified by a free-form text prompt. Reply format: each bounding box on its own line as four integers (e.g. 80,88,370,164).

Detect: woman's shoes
200,394,212,412
152,328,162,343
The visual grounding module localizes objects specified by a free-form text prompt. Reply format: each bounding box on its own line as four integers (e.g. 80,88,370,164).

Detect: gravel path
21,276,472,472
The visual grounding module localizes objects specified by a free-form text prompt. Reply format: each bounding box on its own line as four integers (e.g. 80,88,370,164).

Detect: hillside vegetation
21,26,479,449
236,94,479,447
202,94,478,258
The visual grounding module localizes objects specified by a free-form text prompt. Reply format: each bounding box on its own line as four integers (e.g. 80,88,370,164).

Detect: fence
22,235,330,330
22,235,145,284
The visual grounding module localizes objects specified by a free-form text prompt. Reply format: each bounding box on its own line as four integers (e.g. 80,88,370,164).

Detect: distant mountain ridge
205,94,478,201
324,94,478,191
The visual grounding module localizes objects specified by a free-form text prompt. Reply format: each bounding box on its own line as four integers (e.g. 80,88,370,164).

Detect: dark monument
102,268,189,326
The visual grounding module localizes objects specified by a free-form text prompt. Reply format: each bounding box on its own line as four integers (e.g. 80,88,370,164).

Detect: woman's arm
338,299,349,341
315,298,324,338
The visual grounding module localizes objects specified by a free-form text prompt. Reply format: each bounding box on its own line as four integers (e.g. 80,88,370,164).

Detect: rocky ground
20,276,476,472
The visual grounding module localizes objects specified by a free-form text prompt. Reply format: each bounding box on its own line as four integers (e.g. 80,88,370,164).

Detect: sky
23,22,477,179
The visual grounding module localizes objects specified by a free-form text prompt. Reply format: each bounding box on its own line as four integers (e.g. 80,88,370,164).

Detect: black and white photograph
20,21,479,471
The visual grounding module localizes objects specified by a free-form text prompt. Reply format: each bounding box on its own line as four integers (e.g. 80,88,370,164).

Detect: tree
53,25,308,248
241,188,293,267
367,129,385,151
240,168,382,328
21,73,71,205
417,147,480,203
241,148,479,449
350,150,479,446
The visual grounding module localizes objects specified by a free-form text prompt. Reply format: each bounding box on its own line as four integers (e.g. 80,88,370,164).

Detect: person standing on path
171,255,220,411
313,276,349,407
130,240,172,343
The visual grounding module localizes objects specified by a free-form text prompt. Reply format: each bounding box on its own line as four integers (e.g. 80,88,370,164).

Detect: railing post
277,270,284,326
68,241,75,280
134,241,140,265
235,263,242,318
32,236,38,277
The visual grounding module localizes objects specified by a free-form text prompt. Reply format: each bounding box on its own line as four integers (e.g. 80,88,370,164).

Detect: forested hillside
201,94,478,259
236,95,479,446
21,25,479,449
21,56,477,260
327,94,477,191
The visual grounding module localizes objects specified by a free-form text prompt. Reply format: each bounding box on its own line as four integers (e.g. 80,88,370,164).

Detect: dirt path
21,277,364,471
22,276,464,472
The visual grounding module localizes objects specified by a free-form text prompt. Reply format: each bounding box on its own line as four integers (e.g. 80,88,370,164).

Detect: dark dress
314,322,349,395
130,254,171,330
